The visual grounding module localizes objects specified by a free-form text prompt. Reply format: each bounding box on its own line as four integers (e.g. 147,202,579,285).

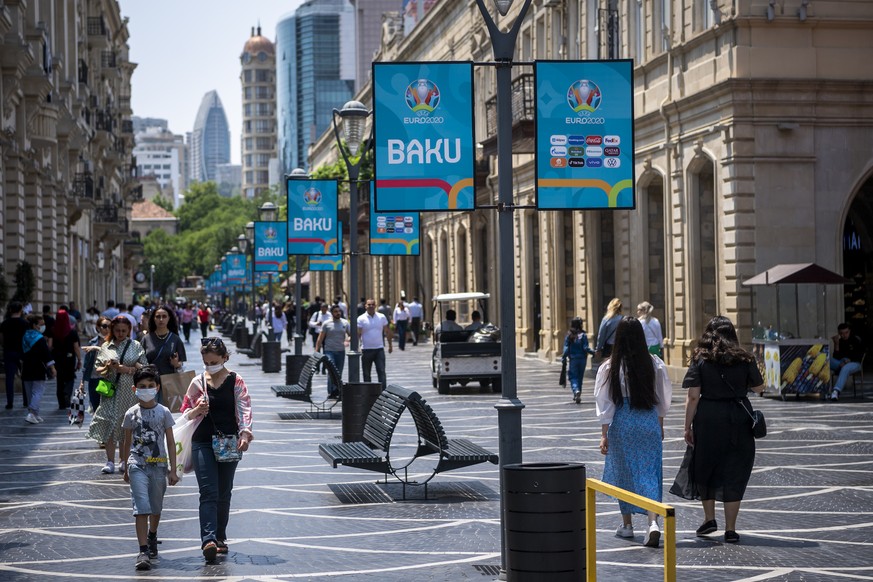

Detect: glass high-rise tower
277,0,356,173
189,90,231,184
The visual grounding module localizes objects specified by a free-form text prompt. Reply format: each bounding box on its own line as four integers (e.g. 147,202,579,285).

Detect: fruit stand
743,263,851,399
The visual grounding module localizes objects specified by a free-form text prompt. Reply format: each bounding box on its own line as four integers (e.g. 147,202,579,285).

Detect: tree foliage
153,194,174,213
11,261,35,304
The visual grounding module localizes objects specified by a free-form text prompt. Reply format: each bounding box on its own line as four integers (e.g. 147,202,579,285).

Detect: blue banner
373,62,476,212
310,222,343,272
255,221,289,272
226,253,247,286
534,60,635,209
287,179,339,255
369,196,420,256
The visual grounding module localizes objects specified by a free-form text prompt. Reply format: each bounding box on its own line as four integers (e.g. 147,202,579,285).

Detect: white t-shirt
357,312,389,349
393,306,410,322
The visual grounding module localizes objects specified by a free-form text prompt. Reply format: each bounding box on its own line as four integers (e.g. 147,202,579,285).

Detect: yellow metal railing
585,478,677,582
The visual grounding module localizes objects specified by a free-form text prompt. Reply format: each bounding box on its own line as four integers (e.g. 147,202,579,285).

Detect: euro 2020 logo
303,187,322,206
567,80,602,114
264,226,278,240
405,79,440,115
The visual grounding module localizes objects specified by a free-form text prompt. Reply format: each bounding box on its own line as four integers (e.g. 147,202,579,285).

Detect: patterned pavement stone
0,327,872,580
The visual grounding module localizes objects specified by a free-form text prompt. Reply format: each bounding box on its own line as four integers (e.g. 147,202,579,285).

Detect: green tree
10,261,35,304
153,194,174,213
143,229,187,295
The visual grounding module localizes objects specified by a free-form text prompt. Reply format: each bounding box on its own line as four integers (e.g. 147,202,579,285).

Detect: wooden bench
319,384,498,499
271,352,343,416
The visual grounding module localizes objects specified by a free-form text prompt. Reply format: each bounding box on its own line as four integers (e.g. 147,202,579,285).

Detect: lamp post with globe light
332,100,371,383
287,168,309,356
237,232,252,318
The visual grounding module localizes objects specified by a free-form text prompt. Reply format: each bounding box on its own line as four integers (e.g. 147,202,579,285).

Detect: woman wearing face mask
180,337,253,562
88,316,148,475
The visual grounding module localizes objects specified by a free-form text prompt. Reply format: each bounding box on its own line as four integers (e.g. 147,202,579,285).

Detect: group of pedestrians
561,298,765,547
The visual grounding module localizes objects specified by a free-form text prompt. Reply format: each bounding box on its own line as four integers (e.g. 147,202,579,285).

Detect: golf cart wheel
490,378,502,393
432,377,437,388
438,379,451,395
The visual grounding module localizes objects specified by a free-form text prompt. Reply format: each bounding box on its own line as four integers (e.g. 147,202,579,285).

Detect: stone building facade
1,0,138,311
308,0,873,370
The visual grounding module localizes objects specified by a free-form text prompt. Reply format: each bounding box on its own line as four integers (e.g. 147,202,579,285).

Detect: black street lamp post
287,168,308,356
332,100,371,383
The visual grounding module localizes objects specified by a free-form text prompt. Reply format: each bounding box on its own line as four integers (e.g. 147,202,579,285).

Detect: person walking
637,301,664,358
595,298,623,359
180,337,253,561
80,316,112,412
408,297,423,346
87,316,148,475
393,300,411,351
121,366,179,570
2,301,30,409
308,303,331,346
52,309,82,410
21,314,57,424
83,306,100,339
680,315,764,544
271,304,287,343
315,305,350,399
594,316,672,547
562,317,595,404
142,306,186,377
180,304,195,343
357,299,393,389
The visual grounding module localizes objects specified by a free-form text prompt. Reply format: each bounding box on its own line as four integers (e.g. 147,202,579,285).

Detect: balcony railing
481,72,536,156
94,204,119,223
73,173,94,199
101,50,116,68
95,109,113,133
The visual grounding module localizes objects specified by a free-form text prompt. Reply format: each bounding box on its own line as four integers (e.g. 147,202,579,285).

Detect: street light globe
245,221,255,244
259,201,278,222
493,0,514,15
337,100,370,156
289,168,308,177
237,233,248,253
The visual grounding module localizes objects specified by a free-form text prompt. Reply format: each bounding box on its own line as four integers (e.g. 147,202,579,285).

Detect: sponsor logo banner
369,196,420,256
373,62,476,211
255,221,289,272
535,60,635,209
286,179,339,255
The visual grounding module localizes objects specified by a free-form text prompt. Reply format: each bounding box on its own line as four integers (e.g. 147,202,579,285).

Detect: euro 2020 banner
310,222,343,272
225,253,247,286
535,60,635,210
287,178,339,255
255,222,288,272
373,61,476,212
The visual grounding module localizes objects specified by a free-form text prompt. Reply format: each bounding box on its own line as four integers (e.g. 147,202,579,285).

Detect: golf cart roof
432,292,490,303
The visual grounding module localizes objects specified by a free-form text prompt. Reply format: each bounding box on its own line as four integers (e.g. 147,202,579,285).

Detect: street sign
287,178,339,255
373,61,476,212
534,60,635,209
369,196,420,256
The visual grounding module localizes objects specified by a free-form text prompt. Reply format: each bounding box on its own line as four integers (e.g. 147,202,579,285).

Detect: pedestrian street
1,331,872,581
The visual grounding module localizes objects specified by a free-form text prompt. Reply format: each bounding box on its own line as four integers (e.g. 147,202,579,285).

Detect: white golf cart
431,292,502,395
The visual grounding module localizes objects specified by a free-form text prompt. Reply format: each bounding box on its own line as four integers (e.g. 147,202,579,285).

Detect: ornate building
308,0,873,371
0,0,139,309
240,26,276,199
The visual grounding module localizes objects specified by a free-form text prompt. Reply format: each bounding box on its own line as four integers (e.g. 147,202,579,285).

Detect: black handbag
669,445,699,500
559,359,567,387
720,367,766,439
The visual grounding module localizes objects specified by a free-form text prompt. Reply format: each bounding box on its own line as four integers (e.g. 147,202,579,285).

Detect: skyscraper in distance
240,25,277,198
349,0,401,93
189,90,231,184
277,0,356,174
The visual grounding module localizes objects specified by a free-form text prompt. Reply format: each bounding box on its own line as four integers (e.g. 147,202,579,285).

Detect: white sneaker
644,521,661,547
829,390,840,401
101,461,115,474
25,413,39,424
615,524,634,538
35,415,44,423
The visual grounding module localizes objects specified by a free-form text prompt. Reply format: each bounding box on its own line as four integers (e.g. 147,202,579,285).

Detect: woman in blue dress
594,316,672,547
561,318,595,404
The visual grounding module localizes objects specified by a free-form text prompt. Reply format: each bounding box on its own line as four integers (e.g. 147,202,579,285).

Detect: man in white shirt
334,296,348,319
357,298,393,389
407,297,424,346
309,304,331,345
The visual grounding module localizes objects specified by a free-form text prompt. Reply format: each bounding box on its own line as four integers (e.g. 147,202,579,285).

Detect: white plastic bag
173,413,203,476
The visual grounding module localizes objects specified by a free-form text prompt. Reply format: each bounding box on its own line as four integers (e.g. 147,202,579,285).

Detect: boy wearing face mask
121,365,179,571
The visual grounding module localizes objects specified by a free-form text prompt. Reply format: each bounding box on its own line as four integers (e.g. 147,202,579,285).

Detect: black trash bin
503,462,586,581
285,355,310,385
236,327,250,350
262,340,282,373
341,382,383,442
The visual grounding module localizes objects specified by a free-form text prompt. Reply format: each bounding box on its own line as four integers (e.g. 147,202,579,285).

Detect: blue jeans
273,332,284,342
396,320,408,350
193,441,239,545
362,348,387,390
324,350,345,396
830,357,862,392
4,351,23,407
566,357,587,395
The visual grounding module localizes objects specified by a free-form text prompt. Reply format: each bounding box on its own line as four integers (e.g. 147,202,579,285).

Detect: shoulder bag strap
113,340,133,383
718,365,758,424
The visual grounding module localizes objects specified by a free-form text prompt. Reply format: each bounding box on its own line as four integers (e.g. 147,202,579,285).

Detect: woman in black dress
683,316,764,543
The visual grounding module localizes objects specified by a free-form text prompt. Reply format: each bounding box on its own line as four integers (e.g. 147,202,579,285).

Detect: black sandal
696,519,718,536
724,530,740,543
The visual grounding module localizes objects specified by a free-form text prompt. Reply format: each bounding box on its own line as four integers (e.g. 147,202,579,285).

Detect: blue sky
121,1,305,164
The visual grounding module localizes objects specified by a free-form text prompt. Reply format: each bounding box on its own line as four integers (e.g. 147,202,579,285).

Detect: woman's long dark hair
691,315,754,365
608,316,657,409
148,305,180,335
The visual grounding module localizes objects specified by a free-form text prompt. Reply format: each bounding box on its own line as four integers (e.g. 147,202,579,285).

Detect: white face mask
136,388,158,402
204,363,224,374
38,325,46,333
